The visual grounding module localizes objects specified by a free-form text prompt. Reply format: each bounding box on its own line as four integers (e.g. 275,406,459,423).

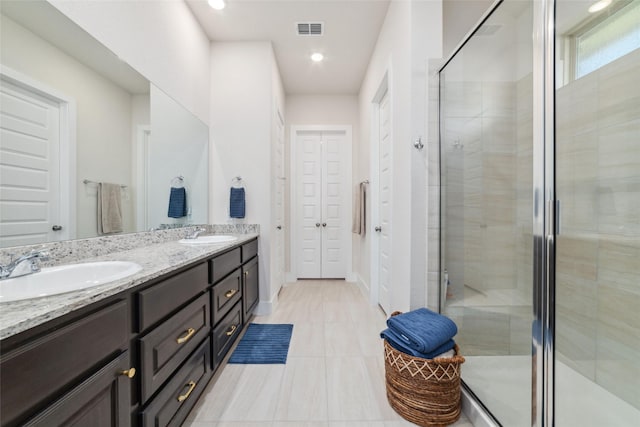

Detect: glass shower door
440,0,534,425
554,0,640,425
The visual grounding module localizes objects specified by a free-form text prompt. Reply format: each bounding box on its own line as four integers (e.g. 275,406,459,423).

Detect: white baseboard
254,290,279,316
346,271,356,282
285,272,296,283
355,274,370,300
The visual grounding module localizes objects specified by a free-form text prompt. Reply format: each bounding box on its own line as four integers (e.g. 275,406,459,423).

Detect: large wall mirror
0,0,209,248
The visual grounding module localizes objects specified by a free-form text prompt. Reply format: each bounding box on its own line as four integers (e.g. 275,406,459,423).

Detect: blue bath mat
228,323,293,364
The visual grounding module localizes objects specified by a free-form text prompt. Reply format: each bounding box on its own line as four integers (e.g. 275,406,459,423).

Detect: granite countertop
0,233,258,341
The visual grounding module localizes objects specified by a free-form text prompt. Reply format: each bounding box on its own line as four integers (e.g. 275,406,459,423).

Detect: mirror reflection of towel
97,183,123,234
230,187,245,218
168,187,187,218
352,182,366,235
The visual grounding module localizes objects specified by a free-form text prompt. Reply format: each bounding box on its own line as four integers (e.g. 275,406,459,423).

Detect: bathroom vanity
0,235,259,427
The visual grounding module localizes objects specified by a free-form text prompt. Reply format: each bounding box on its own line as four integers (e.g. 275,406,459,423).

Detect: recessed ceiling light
588,0,611,13
208,0,226,10
311,53,324,62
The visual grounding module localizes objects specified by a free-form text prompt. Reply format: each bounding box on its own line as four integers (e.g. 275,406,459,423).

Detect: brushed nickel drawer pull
225,289,238,298
177,381,196,402
176,327,196,344
121,368,136,379
226,324,237,336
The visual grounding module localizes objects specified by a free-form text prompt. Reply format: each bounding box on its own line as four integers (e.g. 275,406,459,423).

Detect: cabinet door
24,351,132,427
0,300,128,426
242,256,259,321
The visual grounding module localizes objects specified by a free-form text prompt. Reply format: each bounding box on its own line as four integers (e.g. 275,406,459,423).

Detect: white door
0,79,63,247
321,131,347,278
296,131,323,277
295,130,348,279
273,111,285,289
377,91,392,313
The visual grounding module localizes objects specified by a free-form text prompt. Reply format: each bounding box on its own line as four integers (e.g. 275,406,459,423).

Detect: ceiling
186,0,391,95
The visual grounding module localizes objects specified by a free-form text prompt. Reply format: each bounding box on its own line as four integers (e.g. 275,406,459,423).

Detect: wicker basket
383,312,465,427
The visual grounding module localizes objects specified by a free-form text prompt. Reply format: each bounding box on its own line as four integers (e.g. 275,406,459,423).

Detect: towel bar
83,179,127,189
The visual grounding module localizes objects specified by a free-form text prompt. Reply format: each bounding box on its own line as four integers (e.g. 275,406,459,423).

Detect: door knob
375,226,382,232
316,223,321,227
322,223,327,227
52,225,63,231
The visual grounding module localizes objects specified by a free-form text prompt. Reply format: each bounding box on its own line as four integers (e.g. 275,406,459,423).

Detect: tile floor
185,280,472,427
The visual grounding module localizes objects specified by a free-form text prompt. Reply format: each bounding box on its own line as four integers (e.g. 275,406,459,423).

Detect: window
575,0,640,78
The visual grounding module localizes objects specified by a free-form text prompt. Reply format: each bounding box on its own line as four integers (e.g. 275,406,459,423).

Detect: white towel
352,182,366,235
98,183,123,234
433,349,456,359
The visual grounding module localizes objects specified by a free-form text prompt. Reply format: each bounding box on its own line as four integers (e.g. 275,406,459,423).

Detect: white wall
443,0,494,58
1,14,139,238
48,0,211,124
357,0,442,312
284,95,360,274
210,42,285,311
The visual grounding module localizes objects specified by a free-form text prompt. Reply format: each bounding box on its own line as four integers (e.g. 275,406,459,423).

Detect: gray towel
97,183,123,234
352,182,366,235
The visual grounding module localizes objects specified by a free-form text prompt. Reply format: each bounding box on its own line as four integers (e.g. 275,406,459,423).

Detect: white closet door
378,92,392,313
321,131,347,278
273,112,285,288
296,132,323,278
0,79,61,248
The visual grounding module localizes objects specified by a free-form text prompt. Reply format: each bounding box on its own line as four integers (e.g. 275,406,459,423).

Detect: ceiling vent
297,22,323,36
475,24,502,36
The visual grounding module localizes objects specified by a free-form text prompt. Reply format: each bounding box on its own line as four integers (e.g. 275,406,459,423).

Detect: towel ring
171,176,185,188
231,176,244,188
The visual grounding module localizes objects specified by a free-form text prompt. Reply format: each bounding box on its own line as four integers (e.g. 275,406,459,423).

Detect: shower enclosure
439,0,639,425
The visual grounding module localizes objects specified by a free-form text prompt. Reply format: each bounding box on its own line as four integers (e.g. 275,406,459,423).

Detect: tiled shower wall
439,74,533,356
555,49,640,409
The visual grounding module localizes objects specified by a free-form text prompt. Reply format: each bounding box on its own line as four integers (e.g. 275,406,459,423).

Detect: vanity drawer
0,300,128,426
241,238,258,262
211,268,242,324
139,293,210,403
140,338,211,427
210,247,241,283
137,263,208,332
212,302,243,368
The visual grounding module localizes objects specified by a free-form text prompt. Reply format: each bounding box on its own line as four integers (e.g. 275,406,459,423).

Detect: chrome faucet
184,227,207,240
0,249,50,280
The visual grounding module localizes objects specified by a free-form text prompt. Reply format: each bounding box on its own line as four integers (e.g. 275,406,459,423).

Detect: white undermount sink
178,235,238,244
0,261,143,303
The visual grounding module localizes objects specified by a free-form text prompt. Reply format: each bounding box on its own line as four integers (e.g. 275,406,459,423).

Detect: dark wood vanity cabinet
0,237,259,427
23,351,132,427
209,238,260,369
242,256,259,321
0,299,131,427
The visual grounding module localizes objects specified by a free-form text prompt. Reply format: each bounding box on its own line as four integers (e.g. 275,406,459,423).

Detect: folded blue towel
387,308,458,354
381,328,456,359
230,187,245,218
167,187,187,218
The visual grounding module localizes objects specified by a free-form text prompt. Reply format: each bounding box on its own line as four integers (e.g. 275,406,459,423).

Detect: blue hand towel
387,308,458,354
168,187,187,218
381,328,456,359
230,187,245,218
